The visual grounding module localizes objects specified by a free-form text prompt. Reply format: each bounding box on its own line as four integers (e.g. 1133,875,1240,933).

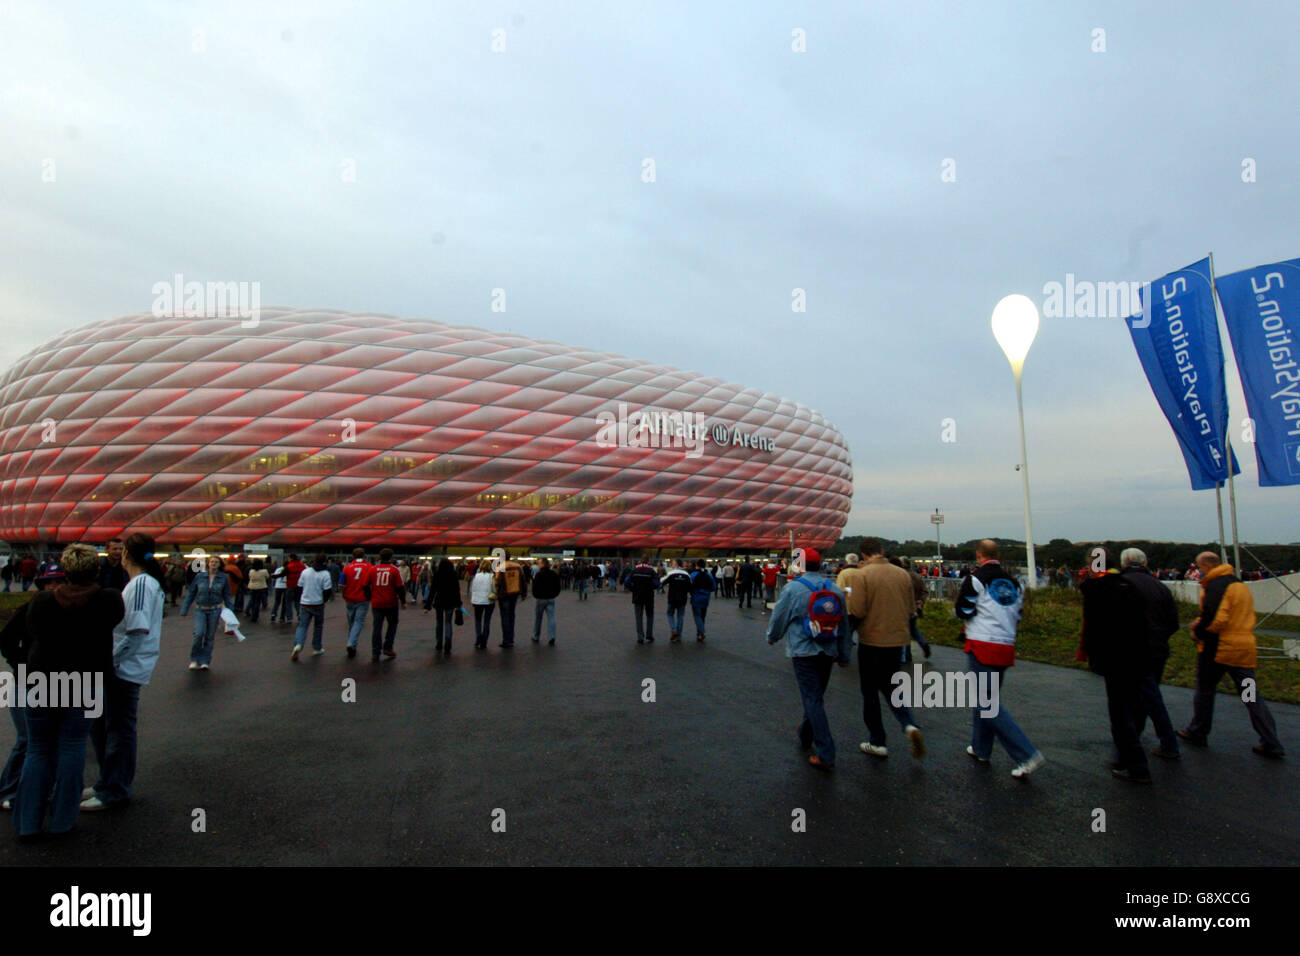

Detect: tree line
826,536,1300,575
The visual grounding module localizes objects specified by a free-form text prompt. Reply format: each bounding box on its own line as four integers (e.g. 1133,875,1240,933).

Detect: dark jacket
1118,565,1179,662
663,568,691,606
1080,573,1147,677
690,569,715,605
98,559,129,592
531,568,561,601
0,608,32,667
25,582,122,677
628,564,660,605
424,562,464,611
737,562,759,587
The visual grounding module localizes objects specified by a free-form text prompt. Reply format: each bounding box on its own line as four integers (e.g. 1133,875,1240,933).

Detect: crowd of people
766,538,1286,782
0,534,1288,839
1,535,163,838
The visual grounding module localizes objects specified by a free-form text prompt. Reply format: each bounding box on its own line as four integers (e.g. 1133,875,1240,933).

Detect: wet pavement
2,586,1296,865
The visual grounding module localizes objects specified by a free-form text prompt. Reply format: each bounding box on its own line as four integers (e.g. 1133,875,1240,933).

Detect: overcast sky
2,1,1298,547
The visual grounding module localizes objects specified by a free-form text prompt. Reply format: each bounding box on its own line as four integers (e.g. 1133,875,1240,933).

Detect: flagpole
1227,452,1241,569
1215,483,1227,563
1208,251,1242,569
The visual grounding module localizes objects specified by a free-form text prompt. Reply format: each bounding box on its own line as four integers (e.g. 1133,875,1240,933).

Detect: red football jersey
368,563,405,608
284,559,306,588
342,560,374,603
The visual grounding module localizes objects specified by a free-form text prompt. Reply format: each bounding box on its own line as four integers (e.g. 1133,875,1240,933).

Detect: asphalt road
2,586,1296,865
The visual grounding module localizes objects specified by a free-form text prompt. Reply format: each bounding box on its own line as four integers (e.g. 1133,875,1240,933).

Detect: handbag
455,607,465,626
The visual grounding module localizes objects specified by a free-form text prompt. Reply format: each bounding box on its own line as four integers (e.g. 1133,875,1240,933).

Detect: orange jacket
1193,564,1257,668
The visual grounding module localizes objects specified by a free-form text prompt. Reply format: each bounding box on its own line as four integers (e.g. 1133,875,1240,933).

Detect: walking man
368,548,406,662
530,557,561,645
689,560,715,641
280,553,306,623
1179,552,1285,758
495,552,525,647
341,548,373,659
1081,551,1154,783
663,559,691,642
767,548,851,770
290,553,333,660
955,539,1045,778
1117,548,1182,761
629,556,660,644
840,539,925,760
737,556,758,609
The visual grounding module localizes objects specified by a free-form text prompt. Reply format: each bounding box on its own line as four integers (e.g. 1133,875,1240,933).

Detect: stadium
0,309,852,554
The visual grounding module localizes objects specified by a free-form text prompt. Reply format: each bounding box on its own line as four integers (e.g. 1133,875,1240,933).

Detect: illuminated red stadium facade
0,309,852,551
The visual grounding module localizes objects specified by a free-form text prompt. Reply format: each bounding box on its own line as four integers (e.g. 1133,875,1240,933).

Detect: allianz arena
0,309,853,551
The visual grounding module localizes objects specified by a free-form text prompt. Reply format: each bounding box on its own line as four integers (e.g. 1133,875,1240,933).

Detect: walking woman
82,533,164,811
245,559,269,622
423,558,463,655
418,560,432,603
180,555,233,670
470,559,496,648
15,543,123,837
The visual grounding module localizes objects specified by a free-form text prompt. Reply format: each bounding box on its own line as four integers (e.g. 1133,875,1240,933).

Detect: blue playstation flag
1127,257,1240,490
1215,258,1300,486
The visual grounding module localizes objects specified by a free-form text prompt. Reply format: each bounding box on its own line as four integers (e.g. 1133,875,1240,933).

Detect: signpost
930,509,944,561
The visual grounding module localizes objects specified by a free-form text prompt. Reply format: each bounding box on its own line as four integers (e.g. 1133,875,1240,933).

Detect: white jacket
470,571,495,605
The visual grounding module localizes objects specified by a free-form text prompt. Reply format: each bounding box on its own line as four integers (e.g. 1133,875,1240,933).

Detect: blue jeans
190,608,222,665
91,675,141,805
634,600,654,640
793,654,836,765
473,603,494,646
433,607,455,648
271,589,287,620
666,603,685,636
345,601,369,648
294,604,325,650
690,599,709,637
577,578,588,598
498,596,518,645
533,599,556,641
0,706,28,801
966,652,1037,764
16,706,92,835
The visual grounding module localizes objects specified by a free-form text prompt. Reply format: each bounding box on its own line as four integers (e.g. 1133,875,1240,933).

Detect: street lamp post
991,294,1040,589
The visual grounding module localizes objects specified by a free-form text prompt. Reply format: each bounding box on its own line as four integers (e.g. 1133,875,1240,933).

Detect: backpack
793,577,843,642
498,564,522,597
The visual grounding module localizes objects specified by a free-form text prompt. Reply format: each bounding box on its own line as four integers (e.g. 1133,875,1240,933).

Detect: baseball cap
802,548,821,565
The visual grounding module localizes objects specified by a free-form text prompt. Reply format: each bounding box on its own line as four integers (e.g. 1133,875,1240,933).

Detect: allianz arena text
0,309,853,550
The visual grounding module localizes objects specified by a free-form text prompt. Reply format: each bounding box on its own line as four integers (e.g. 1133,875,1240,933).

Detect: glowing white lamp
991,294,1040,588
